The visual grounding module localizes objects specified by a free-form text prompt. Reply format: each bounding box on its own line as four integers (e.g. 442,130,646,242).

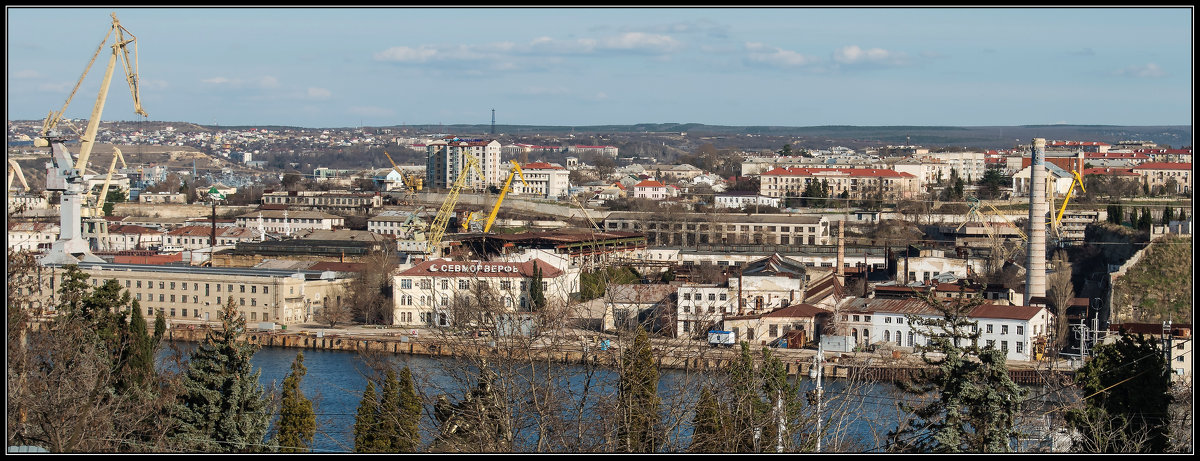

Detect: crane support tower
425,152,483,256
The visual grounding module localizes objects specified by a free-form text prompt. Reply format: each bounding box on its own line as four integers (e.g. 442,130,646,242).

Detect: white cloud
201,75,281,89
36,82,73,93
374,46,439,62
743,42,817,68
600,32,681,54
13,69,40,79
1115,63,1165,78
832,45,908,66
306,87,332,99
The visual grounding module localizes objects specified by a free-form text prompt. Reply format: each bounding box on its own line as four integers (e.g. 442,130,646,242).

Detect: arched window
896,330,902,345
884,330,891,342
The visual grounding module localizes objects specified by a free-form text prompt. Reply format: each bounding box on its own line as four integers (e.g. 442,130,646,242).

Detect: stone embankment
165,324,1070,385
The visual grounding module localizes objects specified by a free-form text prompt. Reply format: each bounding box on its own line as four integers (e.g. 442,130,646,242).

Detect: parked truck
707,330,736,347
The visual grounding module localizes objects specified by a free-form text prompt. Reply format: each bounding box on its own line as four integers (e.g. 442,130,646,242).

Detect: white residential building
713,192,781,209
632,180,676,200
233,210,344,234
514,162,571,199
7,221,60,253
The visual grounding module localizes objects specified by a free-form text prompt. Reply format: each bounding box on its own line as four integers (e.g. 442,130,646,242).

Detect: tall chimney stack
837,220,845,277
1026,138,1048,301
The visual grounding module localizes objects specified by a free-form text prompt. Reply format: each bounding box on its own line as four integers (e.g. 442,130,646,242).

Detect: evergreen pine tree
887,295,1023,453
529,264,546,311
1161,206,1173,225
169,297,270,452
118,300,156,392
617,327,662,452
354,381,383,453
758,347,806,452
688,386,731,452
727,342,769,452
379,369,402,450
1066,334,1172,452
395,366,422,452
154,307,167,344
276,351,316,453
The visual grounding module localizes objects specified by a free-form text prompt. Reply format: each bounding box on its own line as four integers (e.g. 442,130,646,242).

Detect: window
240,285,245,293
1016,342,1024,354
170,295,175,303
136,293,142,301
217,297,221,305
227,284,233,292
1001,325,1008,335
251,286,257,294
769,324,778,337
987,340,995,348
440,280,449,290
1016,325,1023,335
193,296,198,304
137,280,142,288
898,317,905,324
251,298,256,307
683,293,691,301
885,317,892,324
240,298,245,306
884,330,891,342
125,280,131,288
169,308,176,317
1001,341,1008,351
159,282,165,289
719,293,727,301
251,312,257,321
170,282,176,290
401,279,412,290
147,307,153,316
853,315,860,322
421,279,432,289
217,284,222,292
159,294,164,302
459,280,469,290
986,324,993,334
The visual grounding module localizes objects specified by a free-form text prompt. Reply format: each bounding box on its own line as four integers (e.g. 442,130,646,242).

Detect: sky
5,6,1194,129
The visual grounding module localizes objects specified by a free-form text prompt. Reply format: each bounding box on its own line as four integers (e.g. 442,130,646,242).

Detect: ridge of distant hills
16,120,1192,149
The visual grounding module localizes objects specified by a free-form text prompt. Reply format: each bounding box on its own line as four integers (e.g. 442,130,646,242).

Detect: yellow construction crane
1051,169,1086,241
38,13,146,265
461,160,527,233
383,150,421,203
82,147,127,218
483,160,527,233
425,152,483,255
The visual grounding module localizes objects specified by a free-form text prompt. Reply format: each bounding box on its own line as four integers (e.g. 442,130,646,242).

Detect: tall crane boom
425,152,483,255
483,160,528,233
38,12,146,266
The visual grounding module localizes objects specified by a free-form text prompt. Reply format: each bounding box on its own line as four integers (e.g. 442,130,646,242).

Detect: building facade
514,162,571,199
602,211,831,247
759,167,919,201
425,138,503,190
392,258,574,328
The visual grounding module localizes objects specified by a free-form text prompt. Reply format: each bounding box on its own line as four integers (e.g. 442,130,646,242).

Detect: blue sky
6,6,1193,128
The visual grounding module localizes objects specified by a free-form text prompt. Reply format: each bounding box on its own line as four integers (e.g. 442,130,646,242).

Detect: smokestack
1026,138,1048,301
837,220,845,277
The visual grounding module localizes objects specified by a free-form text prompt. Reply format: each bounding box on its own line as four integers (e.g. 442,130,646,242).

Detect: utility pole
813,342,824,452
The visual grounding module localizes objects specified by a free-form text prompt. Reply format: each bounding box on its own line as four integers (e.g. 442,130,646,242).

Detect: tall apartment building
425,137,502,190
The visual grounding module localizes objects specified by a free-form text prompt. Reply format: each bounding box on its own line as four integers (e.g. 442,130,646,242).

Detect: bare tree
1046,251,1074,351
315,285,354,329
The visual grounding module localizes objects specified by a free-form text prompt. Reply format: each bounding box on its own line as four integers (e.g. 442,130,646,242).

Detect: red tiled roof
634,180,665,188
968,304,1047,321
523,162,564,170
399,258,563,278
1085,152,1150,159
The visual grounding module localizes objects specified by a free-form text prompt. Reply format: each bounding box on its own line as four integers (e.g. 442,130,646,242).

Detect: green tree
617,328,662,452
395,366,422,452
888,296,1024,453
275,352,316,453
529,264,546,311
117,300,156,392
977,169,1009,200
688,386,732,452
169,297,270,452
353,381,385,453
1160,206,1173,225
56,264,91,315
1066,334,1172,452
378,369,401,450
154,308,167,344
